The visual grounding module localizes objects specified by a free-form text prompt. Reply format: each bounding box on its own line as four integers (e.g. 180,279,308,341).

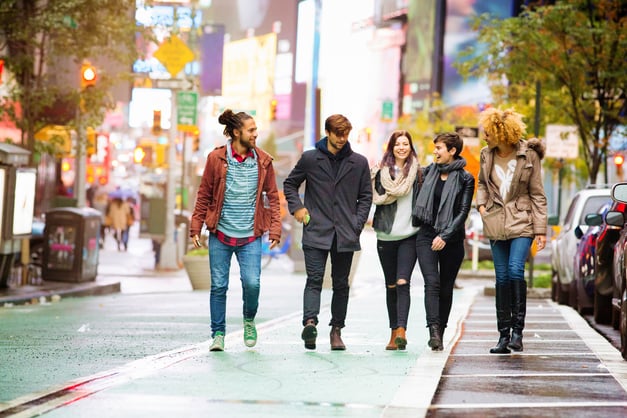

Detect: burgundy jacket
190,145,282,242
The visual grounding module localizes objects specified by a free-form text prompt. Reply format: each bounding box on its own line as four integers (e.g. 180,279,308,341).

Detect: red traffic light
614,154,624,166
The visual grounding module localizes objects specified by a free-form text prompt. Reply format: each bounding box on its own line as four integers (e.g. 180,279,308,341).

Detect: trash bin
43,207,101,282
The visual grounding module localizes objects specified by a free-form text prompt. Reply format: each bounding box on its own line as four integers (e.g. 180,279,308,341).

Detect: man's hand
294,208,310,225
269,239,280,250
192,235,202,248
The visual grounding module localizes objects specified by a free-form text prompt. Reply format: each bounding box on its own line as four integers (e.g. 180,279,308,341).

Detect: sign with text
177,91,198,132
545,124,579,159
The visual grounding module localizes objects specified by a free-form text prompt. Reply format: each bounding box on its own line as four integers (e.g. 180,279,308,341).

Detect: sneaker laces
244,321,256,339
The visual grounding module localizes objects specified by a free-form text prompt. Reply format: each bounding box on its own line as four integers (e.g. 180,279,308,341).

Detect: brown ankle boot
386,328,398,350
330,326,346,350
394,327,407,350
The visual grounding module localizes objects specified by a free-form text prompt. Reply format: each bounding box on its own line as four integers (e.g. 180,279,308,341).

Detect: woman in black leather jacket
412,132,475,351
371,130,422,351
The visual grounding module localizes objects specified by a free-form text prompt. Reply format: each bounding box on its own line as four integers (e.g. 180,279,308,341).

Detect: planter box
182,255,211,290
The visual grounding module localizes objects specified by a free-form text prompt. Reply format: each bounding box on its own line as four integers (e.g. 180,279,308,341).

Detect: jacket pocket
481,206,505,240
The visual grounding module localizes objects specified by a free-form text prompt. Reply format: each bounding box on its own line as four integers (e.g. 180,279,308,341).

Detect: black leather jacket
411,163,475,243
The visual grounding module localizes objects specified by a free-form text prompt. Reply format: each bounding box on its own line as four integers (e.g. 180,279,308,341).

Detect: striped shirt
217,142,258,245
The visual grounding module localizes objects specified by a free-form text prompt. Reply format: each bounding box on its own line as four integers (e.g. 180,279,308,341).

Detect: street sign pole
159,91,178,270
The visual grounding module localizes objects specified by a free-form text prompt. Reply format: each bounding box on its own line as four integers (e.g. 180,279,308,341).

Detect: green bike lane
0,271,481,417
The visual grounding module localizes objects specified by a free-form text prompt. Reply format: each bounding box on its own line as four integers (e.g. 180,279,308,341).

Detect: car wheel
569,279,578,309
557,279,569,305
620,289,627,360
551,269,558,302
612,302,620,330
593,290,612,324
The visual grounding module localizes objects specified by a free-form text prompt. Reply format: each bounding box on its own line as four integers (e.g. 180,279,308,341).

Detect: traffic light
615,154,624,177
134,145,153,166
80,62,97,89
152,110,162,135
270,98,277,121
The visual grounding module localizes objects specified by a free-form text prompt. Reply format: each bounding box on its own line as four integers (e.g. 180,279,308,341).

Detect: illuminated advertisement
404,0,437,111
442,0,515,107
222,33,277,120
12,169,36,236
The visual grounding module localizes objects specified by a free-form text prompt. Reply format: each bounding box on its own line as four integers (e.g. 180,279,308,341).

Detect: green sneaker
243,319,257,347
210,332,225,352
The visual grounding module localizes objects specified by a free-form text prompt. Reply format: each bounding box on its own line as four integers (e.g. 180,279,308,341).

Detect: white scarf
371,159,418,205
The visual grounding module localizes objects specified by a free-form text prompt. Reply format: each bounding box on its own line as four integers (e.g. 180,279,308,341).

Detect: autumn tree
0,0,142,157
457,0,626,185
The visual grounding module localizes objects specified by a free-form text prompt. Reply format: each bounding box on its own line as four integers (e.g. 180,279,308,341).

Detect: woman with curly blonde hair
476,108,548,354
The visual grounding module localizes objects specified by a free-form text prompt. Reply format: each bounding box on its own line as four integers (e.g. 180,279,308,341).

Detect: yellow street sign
153,35,195,77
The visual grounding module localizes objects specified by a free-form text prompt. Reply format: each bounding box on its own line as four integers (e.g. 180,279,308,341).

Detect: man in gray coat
283,114,372,351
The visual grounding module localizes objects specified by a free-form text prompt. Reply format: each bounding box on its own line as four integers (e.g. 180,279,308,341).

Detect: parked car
572,199,612,313
464,207,492,261
605,183,627,359
550,187,611,305
572,199,626,324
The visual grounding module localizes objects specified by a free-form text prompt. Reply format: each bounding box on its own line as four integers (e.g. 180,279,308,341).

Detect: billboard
441,0,515,107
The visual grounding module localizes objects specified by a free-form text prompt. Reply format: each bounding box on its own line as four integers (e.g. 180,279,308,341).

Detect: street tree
0,0,144,159
456,0,626,185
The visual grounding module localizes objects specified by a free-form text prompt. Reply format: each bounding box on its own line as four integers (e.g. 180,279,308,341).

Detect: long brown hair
381,130,417,178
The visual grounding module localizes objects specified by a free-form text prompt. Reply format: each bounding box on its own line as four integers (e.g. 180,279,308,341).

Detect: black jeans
377,234,417,329
302,237,354,328
416,231,465,329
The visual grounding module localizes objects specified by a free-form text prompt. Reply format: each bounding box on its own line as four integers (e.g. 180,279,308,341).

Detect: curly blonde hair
478,108,527,146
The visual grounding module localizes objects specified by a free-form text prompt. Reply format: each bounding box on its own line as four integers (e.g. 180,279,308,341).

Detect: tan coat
108,199,131,231
476,138,547,240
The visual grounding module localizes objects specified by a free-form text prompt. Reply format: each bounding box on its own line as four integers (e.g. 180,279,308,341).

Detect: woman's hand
535,235,547,251
431,235,447,251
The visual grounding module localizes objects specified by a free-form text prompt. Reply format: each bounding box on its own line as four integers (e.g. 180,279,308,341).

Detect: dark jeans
416,234,465,329
377,234,418,329
302,237,354,328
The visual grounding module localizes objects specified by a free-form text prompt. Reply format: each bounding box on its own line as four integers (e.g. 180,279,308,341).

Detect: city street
1,229,627,417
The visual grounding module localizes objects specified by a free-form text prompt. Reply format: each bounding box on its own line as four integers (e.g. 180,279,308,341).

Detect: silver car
550,187,611,305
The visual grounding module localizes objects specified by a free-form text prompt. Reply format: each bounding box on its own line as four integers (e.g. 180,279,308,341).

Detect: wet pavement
1,229,626,417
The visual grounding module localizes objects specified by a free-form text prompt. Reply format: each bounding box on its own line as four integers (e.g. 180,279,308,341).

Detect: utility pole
159,91,178,270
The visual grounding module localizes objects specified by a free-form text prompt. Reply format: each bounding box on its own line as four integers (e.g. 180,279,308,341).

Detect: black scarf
414,158,467,233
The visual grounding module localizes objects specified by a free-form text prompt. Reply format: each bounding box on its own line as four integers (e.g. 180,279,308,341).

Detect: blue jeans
209,233,262,337
490,237,532,285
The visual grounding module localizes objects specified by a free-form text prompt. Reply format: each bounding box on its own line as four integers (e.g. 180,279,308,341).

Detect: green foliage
0,0,144,157
456,0,627,185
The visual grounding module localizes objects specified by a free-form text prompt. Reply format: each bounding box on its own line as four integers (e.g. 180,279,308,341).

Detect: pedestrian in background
107,197,132,252
190,109,281,352
476,108,547,354
371,130,422,350
412,132,475,351
283,114,372,351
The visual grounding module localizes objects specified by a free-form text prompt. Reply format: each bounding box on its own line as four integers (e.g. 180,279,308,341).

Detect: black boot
428,324,443,351
508,280,527,352
490,282,511,354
